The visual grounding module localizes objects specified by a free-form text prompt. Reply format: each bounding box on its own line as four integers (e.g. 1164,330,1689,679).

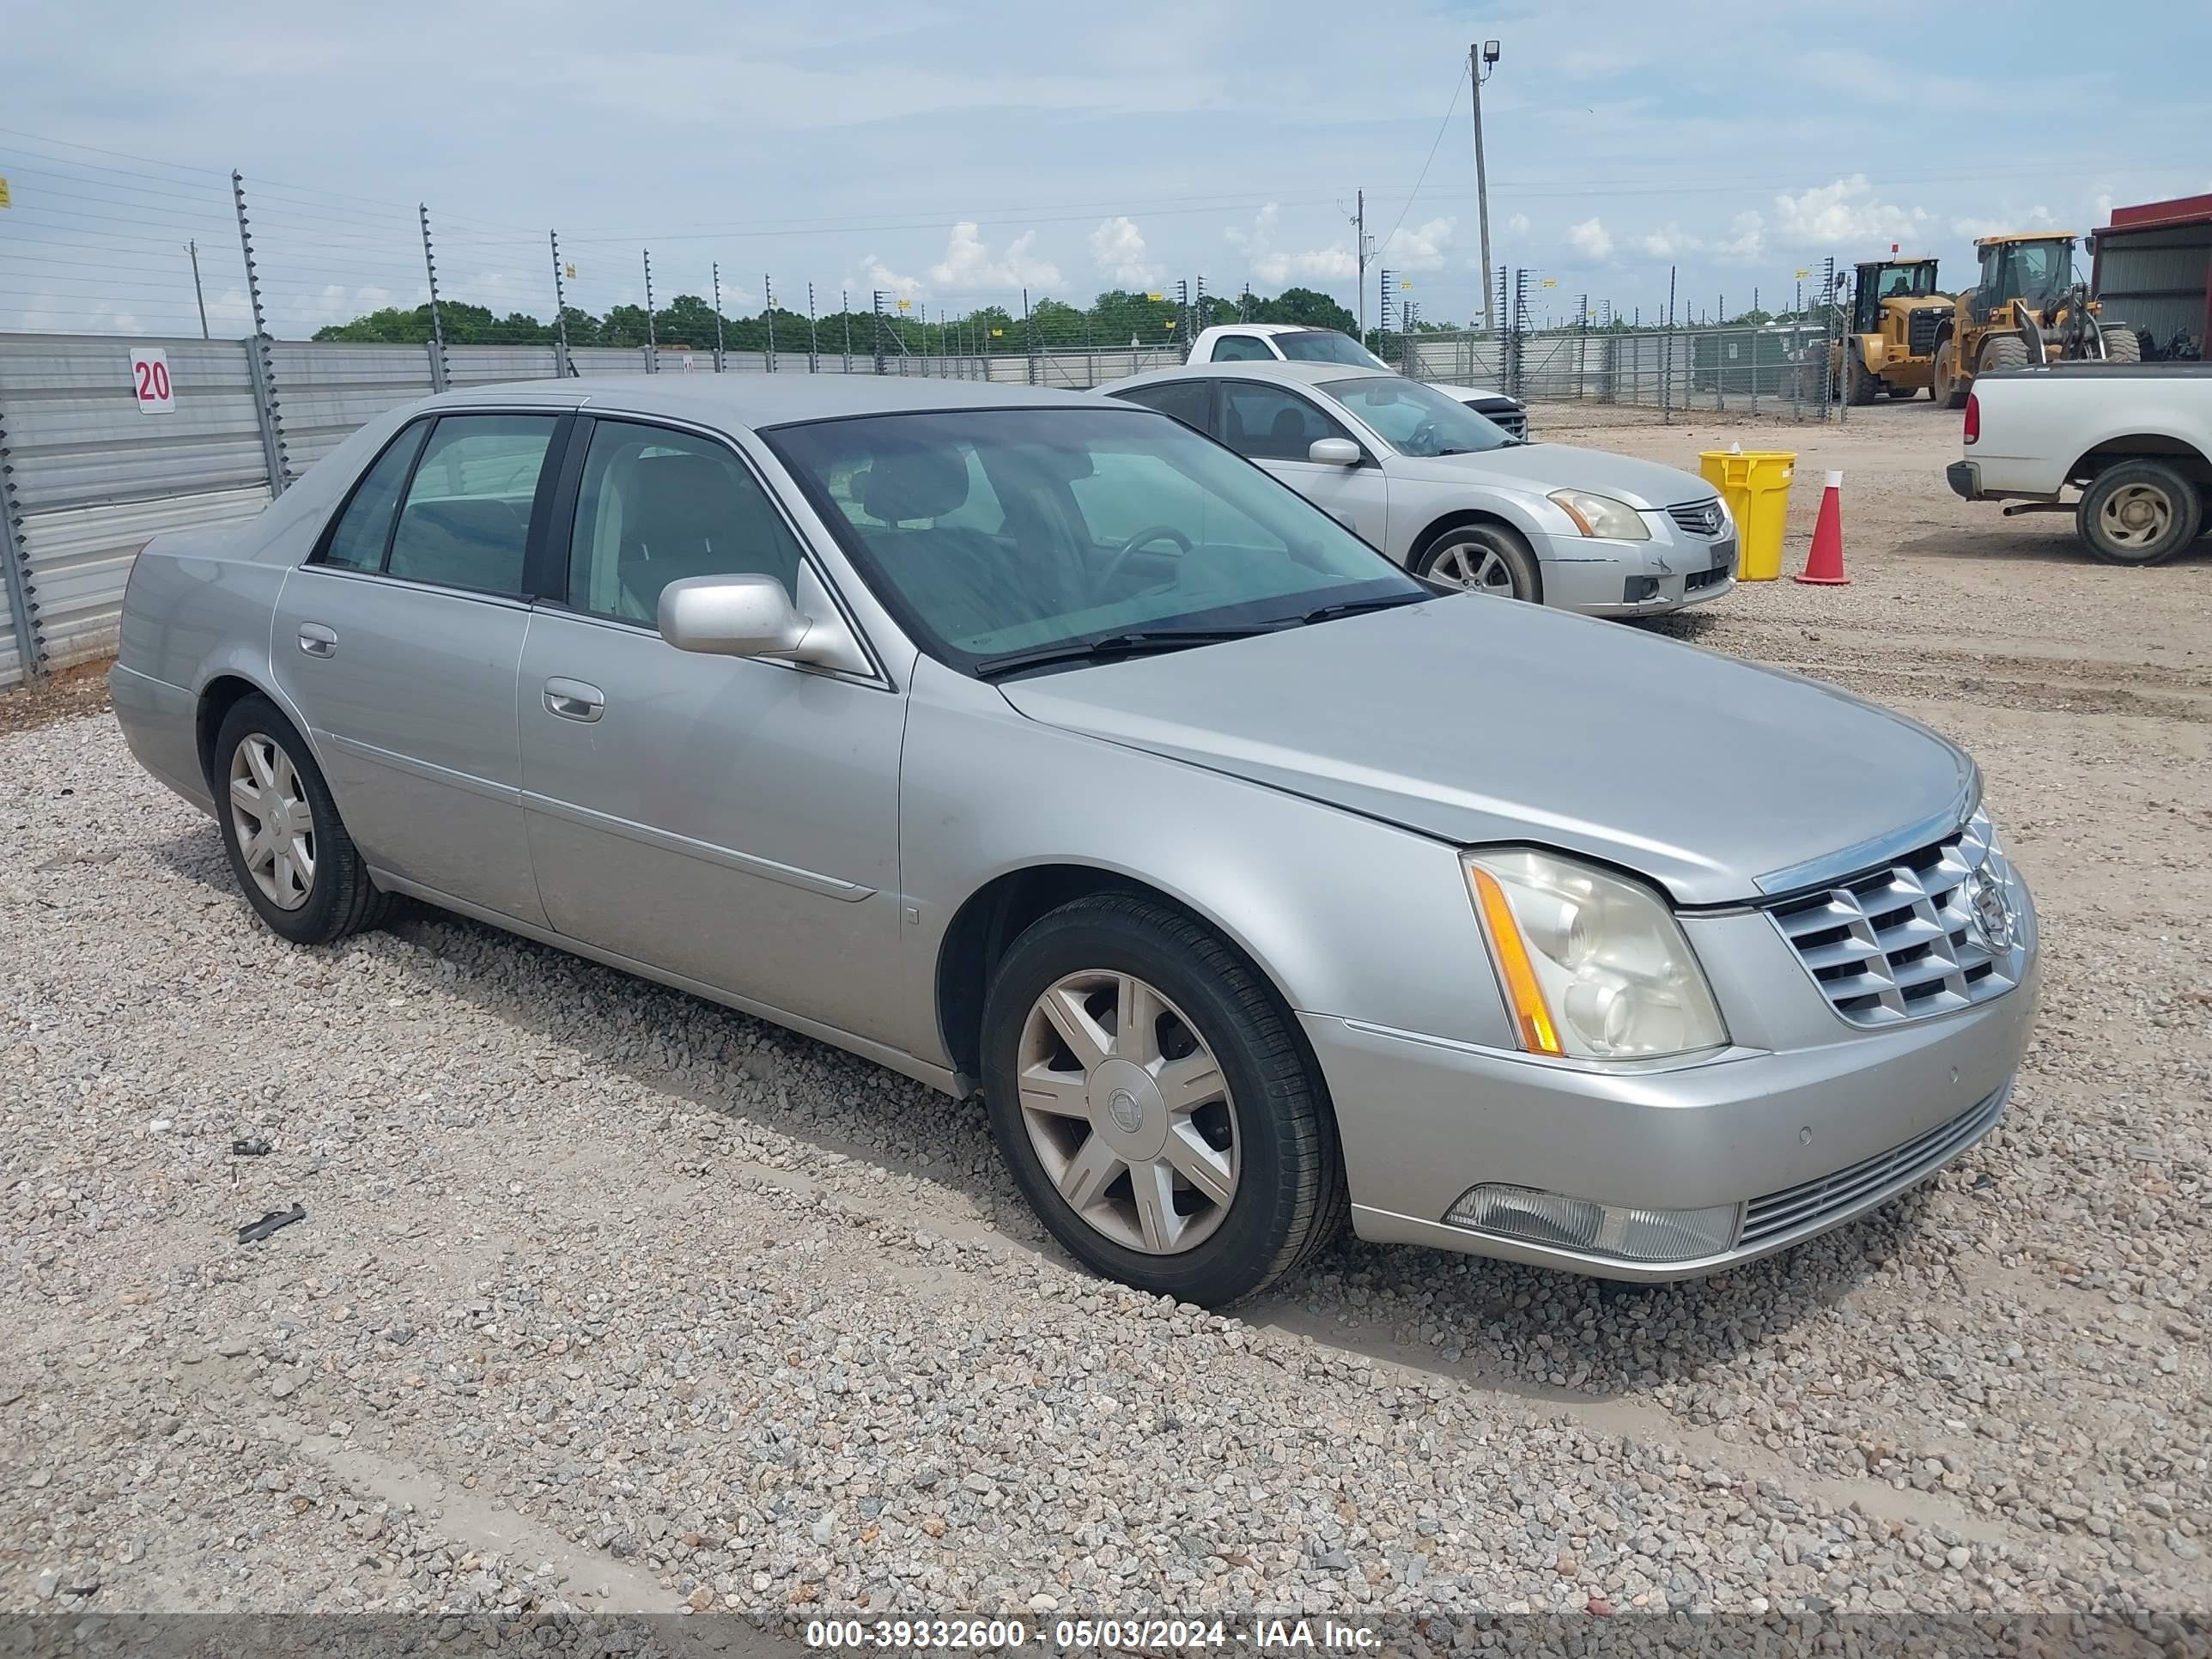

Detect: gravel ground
3,404,2208,1650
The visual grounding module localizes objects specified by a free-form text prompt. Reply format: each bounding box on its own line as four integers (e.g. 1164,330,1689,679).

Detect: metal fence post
712,264,726,372
0,381,42,680
642,250,657,371
807,283,819,374
550,230,573,376
872,291,886,375
1662,265,1676,426
233,171,290,495
765,276,777,373
418,204,449,393
1024,288,1036,386
842,289,852,375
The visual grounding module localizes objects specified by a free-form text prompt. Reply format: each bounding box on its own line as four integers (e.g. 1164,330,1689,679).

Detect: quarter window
1208,335,1278,362
321,422,428,572
1218,384,1354,463
1112,380,1214,434
386,415,557,595
566,420,805,623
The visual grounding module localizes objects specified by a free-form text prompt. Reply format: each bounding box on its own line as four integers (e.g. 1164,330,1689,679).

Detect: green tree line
312,286,1364,352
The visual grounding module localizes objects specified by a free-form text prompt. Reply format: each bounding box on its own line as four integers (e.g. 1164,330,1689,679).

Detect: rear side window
1208,335,1277,362
386,416,558,596
1112,380,1214,434
322,423,429,572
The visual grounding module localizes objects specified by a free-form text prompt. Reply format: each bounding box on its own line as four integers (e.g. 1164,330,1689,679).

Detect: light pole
1469,39,1500,332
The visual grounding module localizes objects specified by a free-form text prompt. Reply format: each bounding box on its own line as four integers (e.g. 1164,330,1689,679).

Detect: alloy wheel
1016,969,1240,1255
2098,483,2173,551
1426,539,1519,596
228,734,316,910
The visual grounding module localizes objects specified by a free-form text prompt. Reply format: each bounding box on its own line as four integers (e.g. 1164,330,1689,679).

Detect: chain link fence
1407,323,1839,422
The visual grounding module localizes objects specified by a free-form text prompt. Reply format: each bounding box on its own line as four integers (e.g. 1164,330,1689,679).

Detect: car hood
1389,443,1715,510
996,599,1975,906
1430,380,1509,403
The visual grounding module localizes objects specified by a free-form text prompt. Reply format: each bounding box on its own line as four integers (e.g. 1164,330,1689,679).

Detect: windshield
1876,264,1938,298
1320,377,1514,457
764,407,1424,674
1273,330,1391,368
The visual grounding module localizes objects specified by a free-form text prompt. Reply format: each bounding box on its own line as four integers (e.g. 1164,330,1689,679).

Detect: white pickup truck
1949,362,2212,564
1188,324,1528,440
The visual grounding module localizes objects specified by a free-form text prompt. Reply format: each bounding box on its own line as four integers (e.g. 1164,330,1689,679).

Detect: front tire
2076,460,2202,566
1978,333,2032,377
1845,353,1880,405
213,695,392,945
1414,521,1542,602
980,893,1346,1306
2099,325,2142,364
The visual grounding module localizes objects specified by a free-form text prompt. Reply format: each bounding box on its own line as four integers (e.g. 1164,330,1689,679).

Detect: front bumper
1542,527,1738,618
1304,952,2038,1281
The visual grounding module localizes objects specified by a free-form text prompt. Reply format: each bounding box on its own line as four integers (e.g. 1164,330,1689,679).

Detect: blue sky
3,0,2207,337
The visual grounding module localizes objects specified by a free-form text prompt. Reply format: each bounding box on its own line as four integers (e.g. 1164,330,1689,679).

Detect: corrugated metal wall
2096,225,2212,350
0,333,274,683
270,342,437,473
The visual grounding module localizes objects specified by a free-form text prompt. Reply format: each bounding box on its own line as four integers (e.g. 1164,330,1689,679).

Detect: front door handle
544,678,605,723
297,623,337,659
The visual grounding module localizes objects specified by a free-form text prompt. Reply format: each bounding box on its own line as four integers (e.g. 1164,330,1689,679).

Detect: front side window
1320,377,1512,458
1273,330,1391,369
386,415,558,595
1208,335,1278,362
321,422,429,572
566,420,804,623
764,406,1421,673
1218,383,1354,463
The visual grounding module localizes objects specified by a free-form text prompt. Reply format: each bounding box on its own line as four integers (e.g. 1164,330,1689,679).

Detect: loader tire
2100,325,2142,364
1978,334,2032,377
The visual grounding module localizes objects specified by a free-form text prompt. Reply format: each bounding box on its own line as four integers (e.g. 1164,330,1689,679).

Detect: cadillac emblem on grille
1966,865,2014,951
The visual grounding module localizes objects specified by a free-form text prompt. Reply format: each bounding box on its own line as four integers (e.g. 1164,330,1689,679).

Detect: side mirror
1309,437,1362,467
658,574,812,659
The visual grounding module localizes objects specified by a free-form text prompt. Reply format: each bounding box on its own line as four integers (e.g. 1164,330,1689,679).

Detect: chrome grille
1767,808,2027,1027
1666,498,1727,538
1739,1084,2008,1249
1492,410,1528,441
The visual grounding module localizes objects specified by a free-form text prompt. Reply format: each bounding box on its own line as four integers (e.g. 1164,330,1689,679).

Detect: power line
1379,65,1464,264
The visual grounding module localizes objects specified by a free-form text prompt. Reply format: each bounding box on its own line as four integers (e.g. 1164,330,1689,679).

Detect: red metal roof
2104,194,2212,234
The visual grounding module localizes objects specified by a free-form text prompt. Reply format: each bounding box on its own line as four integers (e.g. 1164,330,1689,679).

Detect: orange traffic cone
1796,470,1850,585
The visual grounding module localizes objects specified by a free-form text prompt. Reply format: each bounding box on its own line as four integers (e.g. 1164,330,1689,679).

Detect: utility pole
185,241,209,339
1469,40,1501,332
1351,190,1374,347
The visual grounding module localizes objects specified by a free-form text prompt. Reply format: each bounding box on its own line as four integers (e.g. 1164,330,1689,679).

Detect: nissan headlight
1463,849,1726,1060
1547,489,1650,541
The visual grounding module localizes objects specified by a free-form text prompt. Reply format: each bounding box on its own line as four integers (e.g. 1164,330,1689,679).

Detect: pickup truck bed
1948,362,2212,564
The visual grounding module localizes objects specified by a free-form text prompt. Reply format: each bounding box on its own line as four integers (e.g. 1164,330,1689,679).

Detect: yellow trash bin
1698,449,1795,581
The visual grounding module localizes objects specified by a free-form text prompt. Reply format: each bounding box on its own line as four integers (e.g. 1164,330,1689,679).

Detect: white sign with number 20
131,348,175,414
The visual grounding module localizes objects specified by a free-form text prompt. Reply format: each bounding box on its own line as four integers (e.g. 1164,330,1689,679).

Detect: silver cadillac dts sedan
110,375,2038,1305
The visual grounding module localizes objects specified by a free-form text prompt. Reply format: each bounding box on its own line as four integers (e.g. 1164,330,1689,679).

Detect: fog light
1621,575,1661,602
1443,1183,1741,1262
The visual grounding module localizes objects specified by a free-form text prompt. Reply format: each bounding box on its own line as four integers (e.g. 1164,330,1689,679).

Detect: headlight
1463,849,1726,1060
1547,489,1650,541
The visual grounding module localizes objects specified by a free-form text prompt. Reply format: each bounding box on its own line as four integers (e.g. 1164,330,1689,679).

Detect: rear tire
2076,460,2202,566
2099,325,2142,364
980,893,1346,1307
1414,521,1543,602
212,695,392,945
1978,333,2032,376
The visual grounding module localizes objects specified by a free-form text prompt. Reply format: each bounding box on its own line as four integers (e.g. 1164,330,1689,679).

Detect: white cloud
1506,213,1530,236
929,222,1060,291
1382,216,1454,272
1225,203,1356,286
1639,224,1702,259
1716,211,1767,263
1088,216,1159,288
1771,175,1930,246
853,253,926,300
1566,216,1613,260
1951,204,2054,240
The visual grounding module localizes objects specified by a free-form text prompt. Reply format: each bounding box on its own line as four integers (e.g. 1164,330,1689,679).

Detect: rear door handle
297,623,337,658
544,678,605,722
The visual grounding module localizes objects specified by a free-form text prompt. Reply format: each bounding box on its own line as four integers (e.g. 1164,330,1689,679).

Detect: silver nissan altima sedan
110,375,2038,1305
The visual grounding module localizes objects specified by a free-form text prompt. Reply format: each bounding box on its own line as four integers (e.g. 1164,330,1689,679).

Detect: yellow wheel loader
1931,233,2140,409
1824,257,1954,403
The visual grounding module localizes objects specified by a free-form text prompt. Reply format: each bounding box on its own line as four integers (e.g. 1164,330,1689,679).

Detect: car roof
432,373,1108,431
1104,360,1394,393
1212,323,1308,336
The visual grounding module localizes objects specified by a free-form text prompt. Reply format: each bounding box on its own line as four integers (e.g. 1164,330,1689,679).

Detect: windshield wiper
1293,593,1430,626
972,628,1271,678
